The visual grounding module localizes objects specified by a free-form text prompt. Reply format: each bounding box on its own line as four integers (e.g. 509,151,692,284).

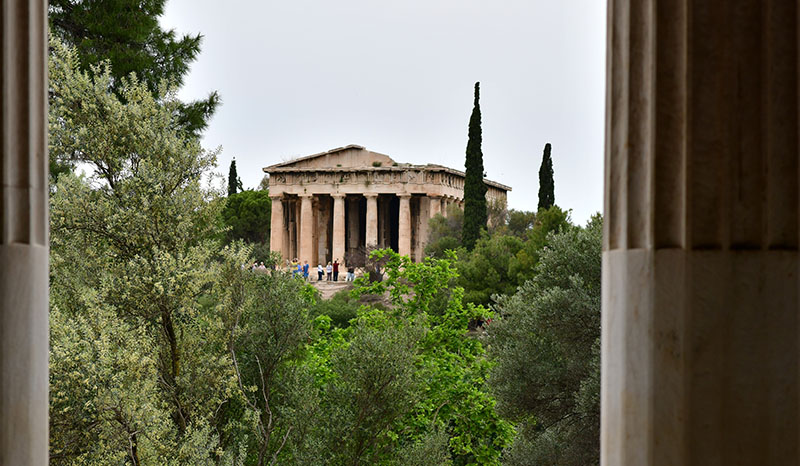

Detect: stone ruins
265,144,510,266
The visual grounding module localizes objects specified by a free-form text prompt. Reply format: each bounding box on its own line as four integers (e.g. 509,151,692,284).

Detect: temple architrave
265,144,510,266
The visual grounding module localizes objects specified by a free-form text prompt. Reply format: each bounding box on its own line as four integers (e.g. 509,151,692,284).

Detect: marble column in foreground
603,1,800,464
398,194,411,257
269,194,285,260
298,194,314,266
1,1,49,464
332,194,346,265
365,193,378,247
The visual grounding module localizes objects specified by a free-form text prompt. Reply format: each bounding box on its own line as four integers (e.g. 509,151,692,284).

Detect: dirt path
311,280,352,300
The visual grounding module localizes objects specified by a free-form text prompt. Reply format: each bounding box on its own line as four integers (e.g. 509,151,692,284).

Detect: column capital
428,194,441,199
331,193,346,199
397,193,412,199
364,192,379,198
298,193,314,198
269,193,284,200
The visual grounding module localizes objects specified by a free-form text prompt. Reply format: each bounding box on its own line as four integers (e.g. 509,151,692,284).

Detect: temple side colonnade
265,145,509,267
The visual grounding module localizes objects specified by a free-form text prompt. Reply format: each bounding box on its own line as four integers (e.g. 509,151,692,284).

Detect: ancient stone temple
265,144,510,266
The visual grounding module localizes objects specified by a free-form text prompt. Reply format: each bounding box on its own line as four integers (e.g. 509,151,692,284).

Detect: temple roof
264,145,511,192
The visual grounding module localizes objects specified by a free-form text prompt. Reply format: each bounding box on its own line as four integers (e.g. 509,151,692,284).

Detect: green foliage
538,143,555,211
221,258,319,465
462,82,488,251
456,234,525,308
454,205,570,309
221,190,272,244
508,205,571,286
49,0,218,138
320,312,424,464
488,215,602,465
309,289,362,329
425,205,464,259
49,37,236,463
505,209,537,238
354,250,515,465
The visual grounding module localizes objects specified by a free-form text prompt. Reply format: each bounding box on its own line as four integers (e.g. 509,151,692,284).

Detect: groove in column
764,0,798,250
625,0,654,250
654,0,688,249
728,0,764,250
605,0,630,250
688,2,731,249
1,1,47,246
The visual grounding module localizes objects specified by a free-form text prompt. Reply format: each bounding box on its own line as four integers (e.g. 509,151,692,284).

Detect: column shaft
299,195,314,266
332,194,346,264
398,195,411,257
269,195,285,260
365,194,378,247
1,1,49,464
603,1,800,464
429,195,442,218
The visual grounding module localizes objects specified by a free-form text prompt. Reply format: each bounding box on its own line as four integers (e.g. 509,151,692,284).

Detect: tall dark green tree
227,158,241,196
538,142,555,210
49,0,219,137
462,82,488,251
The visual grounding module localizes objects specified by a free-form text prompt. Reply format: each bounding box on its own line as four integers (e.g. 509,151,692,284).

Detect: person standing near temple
317,263,324,281
346,265,355,282
332,259,340,282
302,261,309,281
326,262,332,281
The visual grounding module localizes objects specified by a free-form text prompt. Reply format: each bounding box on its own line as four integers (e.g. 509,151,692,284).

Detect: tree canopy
489,216,602,465
221,189,272,244
49,0,219,139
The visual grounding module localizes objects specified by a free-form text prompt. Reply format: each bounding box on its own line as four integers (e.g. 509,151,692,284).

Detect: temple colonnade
270,191,462,266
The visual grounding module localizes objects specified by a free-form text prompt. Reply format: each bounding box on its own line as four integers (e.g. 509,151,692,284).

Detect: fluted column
1,1,49,464
332,194,346,265
398,194,411,257
603,1,800,464
429,195,441,218
269,194,285,260
298,194,314,266
365,193,378,247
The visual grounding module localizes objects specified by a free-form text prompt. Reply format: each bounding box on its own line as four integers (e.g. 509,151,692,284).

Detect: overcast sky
161,0,606,225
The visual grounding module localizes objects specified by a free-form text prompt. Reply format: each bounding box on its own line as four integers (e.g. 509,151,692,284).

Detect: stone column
332,194,346,265
398,195,412,257
298,194,314,266
416,197,429,261
365,193,378,247
441,197,449,217
269,195,285,260
604,1,800,464
1,1,49,464
429,195,442,218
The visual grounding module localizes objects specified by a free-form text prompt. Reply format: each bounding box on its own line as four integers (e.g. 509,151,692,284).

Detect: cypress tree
462,82,488,251
538,143,555,210
228,159,239,197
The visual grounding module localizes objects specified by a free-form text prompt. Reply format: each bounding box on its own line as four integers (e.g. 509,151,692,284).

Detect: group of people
247,262,270,272
287,258,356,282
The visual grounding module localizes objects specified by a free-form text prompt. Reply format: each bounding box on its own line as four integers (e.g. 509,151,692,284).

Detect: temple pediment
267,144,396,171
